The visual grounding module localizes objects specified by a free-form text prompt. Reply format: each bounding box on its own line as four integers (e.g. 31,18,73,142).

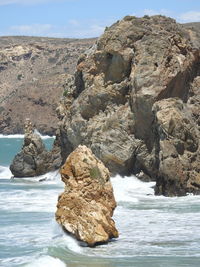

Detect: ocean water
0,137,200,267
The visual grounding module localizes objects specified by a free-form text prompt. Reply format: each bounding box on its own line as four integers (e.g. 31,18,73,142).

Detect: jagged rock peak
24,118,34,135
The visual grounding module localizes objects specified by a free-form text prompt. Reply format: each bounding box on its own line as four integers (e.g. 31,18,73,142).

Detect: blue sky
0,0,200,38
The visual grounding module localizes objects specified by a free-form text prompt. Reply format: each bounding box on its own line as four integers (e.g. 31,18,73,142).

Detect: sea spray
112,175,155,203
0,165,12,179
34,129,56,140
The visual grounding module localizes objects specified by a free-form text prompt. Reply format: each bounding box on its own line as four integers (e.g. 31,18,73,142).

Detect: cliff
0,36,96,135
183,22,200,39
55,15,200,196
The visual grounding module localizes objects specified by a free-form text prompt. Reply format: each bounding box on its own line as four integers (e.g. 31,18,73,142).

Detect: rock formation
55,15,200,196
55,145,118,246
153,97,200,196
10,118,61,177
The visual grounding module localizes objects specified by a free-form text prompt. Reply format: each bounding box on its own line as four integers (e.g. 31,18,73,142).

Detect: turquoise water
0,137,200,267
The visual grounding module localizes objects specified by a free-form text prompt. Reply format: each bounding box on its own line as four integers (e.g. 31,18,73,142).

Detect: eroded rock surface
0,36,95,135
10,119,61,177
55,15,200,196
153,98,200,196
55,145,118,246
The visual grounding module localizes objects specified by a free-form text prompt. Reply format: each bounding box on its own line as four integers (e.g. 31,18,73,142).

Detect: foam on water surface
25,256,66,267
0,165,12,179
0,170,63,212
0,134,25,139
1,137,200,267
112,174,155,203
0,133,55,139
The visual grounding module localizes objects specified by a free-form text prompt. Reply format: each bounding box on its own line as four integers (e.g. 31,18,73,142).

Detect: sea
0,135,200,267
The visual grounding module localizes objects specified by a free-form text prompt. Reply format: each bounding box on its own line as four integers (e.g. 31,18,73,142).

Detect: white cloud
9,24,54,36
5,20,107,38
178,11,200,22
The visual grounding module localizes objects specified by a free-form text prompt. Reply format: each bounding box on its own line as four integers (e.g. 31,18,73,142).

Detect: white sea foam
0,166,61,183
0,165,12,179
62,231,83,253
0,170,63,212
25,256,66,267
0,134,24,138
53,229,82,254
13,170,61,184
2,147,200,266
0,188,60,212
34,129,55,139
0,133,55,139
111,174,155,203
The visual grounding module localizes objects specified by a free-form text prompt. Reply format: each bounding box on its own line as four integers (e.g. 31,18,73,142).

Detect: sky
0,0,200,38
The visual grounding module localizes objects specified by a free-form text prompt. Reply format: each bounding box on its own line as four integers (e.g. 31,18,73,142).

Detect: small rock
10,118,60,177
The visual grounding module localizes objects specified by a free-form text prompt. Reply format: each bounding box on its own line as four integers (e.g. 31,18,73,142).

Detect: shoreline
0,134,55,139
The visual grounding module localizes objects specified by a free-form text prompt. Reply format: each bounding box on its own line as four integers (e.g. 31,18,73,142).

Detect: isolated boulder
55,145,118,246
10,119,61,177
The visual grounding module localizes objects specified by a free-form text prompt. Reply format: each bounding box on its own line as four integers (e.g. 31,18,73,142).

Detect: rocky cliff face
56,15,200,196
0,36,95,135
56,145,118,246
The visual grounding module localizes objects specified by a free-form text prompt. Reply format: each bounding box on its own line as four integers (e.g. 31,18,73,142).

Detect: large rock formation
10,119,61,177
55,145,118,246
0,36,96,135
55,15,200,196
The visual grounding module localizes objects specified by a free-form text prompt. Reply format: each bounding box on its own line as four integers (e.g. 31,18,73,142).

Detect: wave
12,170,61,184
0,170,63,212
2,168,200,265
0,133,55,140
52,223,82,254
0,134,24,139
34,129,55,139
111,175,155,203
0,165,61,184
0,165,12,179
25,255,66,267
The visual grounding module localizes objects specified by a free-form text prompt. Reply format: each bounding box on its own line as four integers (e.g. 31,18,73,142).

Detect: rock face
55,15,200,196
55,145,118,246
153,97,200,196
10,119,61,177
0,36,96,135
